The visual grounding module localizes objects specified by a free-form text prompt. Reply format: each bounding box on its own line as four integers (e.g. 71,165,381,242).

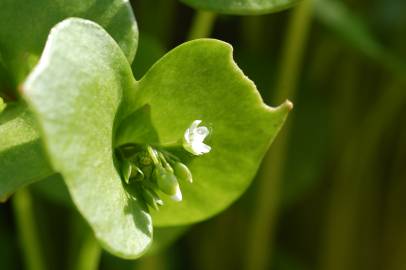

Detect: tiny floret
183,120,211,155
170,185,183,202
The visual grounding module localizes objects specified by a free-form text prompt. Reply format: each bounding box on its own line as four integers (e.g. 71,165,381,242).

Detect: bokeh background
1,0,405,269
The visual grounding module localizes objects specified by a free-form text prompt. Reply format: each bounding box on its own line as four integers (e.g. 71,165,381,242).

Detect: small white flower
170,185,183,202
183,120,211,156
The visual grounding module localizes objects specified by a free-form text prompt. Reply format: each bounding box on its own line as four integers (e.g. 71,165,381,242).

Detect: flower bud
130,165,144,181
173,162,193,183
170,185,183,202
154,165,180,196
141,188,163,210
139,151,153,166
120,160,132,184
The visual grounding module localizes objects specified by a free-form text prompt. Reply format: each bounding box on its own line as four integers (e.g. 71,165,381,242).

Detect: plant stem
13,188,46,270
135,254,167,270
244,1,314,270
241,16,264,52
382,125,406,270
320,79,406,270
74,233,101,270
187,10,217,40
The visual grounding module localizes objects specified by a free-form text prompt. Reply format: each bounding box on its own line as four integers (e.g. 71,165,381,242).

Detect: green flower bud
141,188,163,210
138,151,153,166
154,165,179,196
120,160,132,184
173,162,193,183
130,165,144,181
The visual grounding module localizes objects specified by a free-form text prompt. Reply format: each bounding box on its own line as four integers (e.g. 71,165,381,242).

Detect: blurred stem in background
73,231,101,270
66,211,101,270
136,254,169,270
187,10,217,40
320,77,406,270
244,1,314,269
383,124,406,270
13,189,46,270
241,16,264,53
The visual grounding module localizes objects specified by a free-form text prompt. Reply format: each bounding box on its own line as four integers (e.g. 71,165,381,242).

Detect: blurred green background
1,0,405,269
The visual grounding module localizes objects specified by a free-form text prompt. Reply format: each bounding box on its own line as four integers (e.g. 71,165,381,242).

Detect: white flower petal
170,185,182,202
182,120,212,156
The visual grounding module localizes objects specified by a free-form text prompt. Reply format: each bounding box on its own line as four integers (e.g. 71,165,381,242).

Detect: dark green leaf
0,104,53,201
180,0,299,15
0,0,138,84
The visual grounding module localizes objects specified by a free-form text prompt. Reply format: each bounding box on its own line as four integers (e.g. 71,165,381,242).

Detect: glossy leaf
23,18,151,258
0,104,54,201
180,0,299,15
1,0,140,200
129,39,292,226
0,0,138,85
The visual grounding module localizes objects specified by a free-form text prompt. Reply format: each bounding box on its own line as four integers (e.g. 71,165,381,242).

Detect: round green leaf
180,0,299,15
23,18,151,259
0,0,138,84
130,39,291,226
0,104,53,201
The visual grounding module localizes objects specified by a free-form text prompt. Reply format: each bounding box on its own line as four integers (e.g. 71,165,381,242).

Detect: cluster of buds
117,120,211,210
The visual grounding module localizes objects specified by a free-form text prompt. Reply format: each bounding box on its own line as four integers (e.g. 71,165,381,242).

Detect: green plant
0,0,291,261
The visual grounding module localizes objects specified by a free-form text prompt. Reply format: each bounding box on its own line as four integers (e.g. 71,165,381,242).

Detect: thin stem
273,0,314,103
13,188,46,270
244,1,314,270
67,212,101,270
147,146,160,165
135,253,168,270
187,10,217,40
241,16,264,52
319,79,406,270
74,233,101,270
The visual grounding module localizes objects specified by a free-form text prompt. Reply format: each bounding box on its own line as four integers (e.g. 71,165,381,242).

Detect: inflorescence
116,120,211,210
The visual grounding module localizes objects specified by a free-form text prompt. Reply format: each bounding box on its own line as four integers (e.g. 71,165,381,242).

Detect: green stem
187,10,217,40
13,188,46,270
320,79,406,270
241,16,264,52
382,125,406,270
273,0,314,103
74,233,101,270
135,254,167,270
68,212,101,270
244,1,314,270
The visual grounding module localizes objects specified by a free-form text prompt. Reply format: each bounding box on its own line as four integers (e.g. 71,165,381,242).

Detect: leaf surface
0,104,53,201
0,0,138,84
130,39,291,226
23,18,151,258
180,0,299,15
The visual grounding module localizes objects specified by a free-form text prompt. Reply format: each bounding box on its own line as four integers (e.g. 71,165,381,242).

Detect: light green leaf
0,104,53,201
0,0,138,84
128,39,291,226
23,18,151,258
180,0,299,15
